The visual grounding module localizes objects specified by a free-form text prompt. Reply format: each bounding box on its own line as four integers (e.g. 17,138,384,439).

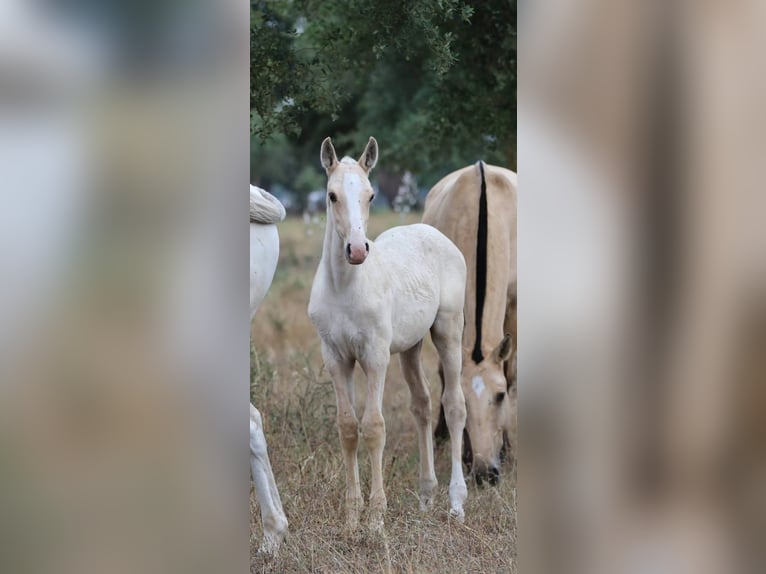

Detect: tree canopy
251,0,516,201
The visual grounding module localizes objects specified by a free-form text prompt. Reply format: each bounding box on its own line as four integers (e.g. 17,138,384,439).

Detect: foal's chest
310,293,387,350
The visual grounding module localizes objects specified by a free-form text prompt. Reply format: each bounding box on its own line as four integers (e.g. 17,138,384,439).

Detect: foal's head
320,137,378,265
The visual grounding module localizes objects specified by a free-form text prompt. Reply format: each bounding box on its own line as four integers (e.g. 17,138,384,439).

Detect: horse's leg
359,347,390,532
250,403,288,554
323,344,362,531
431,310,468,521
433,364,450,442
399,340,438,511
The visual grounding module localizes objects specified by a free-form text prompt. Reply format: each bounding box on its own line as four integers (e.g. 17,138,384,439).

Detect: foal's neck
321,212,361,292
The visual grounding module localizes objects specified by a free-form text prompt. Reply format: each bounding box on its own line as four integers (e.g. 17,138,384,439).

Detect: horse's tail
250,185,286,224
471,160,488,364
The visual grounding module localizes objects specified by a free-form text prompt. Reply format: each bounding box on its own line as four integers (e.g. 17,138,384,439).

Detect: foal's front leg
323,345,362,531
359,348,390,532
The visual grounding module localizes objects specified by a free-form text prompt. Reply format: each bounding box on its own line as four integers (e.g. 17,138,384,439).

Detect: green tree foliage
251,0,516,193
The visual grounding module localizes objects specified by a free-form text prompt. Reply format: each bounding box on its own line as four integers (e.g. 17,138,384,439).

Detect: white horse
249,185,288,554
308,137,469,532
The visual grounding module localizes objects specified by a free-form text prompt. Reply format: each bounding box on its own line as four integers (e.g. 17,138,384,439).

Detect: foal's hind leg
399,340,438,511
431,310,468,521
433,364,450,442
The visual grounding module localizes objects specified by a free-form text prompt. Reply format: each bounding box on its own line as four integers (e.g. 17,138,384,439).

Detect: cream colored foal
308,137,468,532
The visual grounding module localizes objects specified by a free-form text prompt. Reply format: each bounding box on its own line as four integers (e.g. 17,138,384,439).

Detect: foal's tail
250,185,286,224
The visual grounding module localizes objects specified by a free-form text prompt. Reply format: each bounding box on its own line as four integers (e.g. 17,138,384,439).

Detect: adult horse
423,161,517,485
308,137,468,532
250,185,288,554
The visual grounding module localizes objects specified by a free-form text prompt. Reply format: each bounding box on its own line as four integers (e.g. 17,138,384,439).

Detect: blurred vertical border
520,1,766,573
0,1,249,573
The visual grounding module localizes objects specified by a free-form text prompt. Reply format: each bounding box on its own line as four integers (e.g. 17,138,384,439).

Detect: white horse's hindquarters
250,222,280,320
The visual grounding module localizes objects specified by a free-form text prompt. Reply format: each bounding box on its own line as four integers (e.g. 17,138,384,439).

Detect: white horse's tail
250,185,286,224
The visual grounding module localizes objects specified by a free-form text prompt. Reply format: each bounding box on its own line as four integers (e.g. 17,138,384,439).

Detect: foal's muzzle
345,240,369,265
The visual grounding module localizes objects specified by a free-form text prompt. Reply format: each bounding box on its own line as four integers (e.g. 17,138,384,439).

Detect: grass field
250,211,517,573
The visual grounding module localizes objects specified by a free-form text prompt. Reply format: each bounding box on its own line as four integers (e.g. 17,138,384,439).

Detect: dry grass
251,212,517,573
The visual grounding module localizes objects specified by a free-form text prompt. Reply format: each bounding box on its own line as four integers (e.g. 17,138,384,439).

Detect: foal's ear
491,333,513,364
358,136,378,173
320,137,338,174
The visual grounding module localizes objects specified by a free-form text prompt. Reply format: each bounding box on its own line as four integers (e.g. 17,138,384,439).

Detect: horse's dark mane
471,161,488,364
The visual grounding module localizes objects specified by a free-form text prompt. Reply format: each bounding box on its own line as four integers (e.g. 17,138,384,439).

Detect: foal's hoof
419,478,437,512
367,512,385,534
419,494,434,512
343,516,360,536
367,504,386,533
449,506,465,523
343,499,362,535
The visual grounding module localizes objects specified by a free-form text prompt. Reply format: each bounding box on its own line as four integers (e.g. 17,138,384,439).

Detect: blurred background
0,1,249,573
520,1,766,573
250,0,516,213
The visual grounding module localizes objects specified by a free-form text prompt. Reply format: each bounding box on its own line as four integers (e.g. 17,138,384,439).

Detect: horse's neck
320,215,360,292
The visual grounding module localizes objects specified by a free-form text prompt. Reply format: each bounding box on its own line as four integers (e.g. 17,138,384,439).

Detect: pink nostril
345,244,351,258
365,242,369,252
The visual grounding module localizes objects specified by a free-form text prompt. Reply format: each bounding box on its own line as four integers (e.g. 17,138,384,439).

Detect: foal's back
373,223,465,302
371,223,465,353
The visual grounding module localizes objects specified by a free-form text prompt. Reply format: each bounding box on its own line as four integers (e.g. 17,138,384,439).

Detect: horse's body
249,185,288,554
423,161,517,484
250,185,285,314
309,137,468,531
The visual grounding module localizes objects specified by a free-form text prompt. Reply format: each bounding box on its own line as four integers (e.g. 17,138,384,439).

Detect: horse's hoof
257,537,280,557
449,506,465,523
367,514,385,533
419,495,434,512
344,499,362,530
343,517,359,535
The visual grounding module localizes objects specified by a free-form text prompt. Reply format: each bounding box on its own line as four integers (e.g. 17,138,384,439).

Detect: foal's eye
328,192,337,203
370,193,375,202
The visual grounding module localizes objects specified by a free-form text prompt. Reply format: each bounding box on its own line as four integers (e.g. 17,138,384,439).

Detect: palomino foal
250,185,288,554
308,137,469,531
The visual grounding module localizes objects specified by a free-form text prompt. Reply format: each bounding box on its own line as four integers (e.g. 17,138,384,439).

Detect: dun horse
423,161,517,485
250,185,289,553
308,137,469,531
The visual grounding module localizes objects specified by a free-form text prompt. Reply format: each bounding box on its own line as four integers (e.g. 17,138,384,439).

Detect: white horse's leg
323,345,362,531
399,341,438,511
431,311,468,521
359,349,390,532
250,404,288,554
